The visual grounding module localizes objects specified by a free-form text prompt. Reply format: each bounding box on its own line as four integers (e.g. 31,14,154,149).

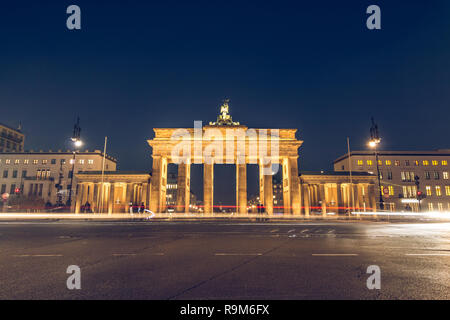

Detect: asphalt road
0,220,449,299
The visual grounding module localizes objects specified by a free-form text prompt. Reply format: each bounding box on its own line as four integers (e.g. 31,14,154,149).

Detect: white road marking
13,254,63,257
215,253,263,256
312,254,358,256
300,229,309,233
287,229,295,233
405,253,450,256
112,253,137,256
270,229,279,233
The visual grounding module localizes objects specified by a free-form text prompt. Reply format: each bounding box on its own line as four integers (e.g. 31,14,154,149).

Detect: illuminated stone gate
147,101,303,214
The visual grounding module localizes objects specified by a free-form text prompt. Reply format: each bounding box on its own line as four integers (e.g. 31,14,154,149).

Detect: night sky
1,1,450,203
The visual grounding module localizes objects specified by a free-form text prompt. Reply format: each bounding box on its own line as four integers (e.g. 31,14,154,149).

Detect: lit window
442,160,448,166
394,160,400,166
24,159,29,164
428,203,434,211
5,159,10,164
33,160,38,164
70,159,75,164
388,186,394,196
88,159,94,164
14,159,19,164
414,160,419,166
385,160,392,166
445,186,450,196
432,160,438,166
436,186,442,196
444,172,449,180
378,160,382,166
438,203,443,211
357,160,363,166
367,160,373,166
401,172,406,182
423,160,429,166
426,186,432,196
42,159,47,164
79,159,84,164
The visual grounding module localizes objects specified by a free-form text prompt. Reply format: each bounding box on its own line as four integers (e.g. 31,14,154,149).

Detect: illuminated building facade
334,150,450,212
0,123,24,153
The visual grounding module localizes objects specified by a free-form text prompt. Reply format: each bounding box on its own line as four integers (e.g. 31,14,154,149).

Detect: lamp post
67,117,82,210
368,117,384,211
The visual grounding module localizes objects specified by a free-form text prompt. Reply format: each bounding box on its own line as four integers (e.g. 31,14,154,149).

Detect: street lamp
67,117,82,210
368,117,384,210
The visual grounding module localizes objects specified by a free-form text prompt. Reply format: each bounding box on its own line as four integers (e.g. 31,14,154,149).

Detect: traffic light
14,188,20,194
417,191,426,200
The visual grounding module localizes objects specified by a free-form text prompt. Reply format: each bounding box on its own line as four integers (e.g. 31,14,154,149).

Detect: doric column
92,183,99,213
150,156,167,213
369,184,376,212
289,157,300,215
142,182,149,209
88,183,94,208
260,158,273,215
236,163,247,214
108,183,115,214
203,163,214,214
282,158,291,214
353,184,360,212
303,184,310,217
125,183,134,213
176,162,191,213
319,183,326,216
75,183,83,214
336,183,342,214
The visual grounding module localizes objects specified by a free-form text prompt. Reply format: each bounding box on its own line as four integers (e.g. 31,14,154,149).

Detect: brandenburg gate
147,101,303,214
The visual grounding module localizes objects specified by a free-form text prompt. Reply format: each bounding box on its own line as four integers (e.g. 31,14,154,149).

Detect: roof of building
0,149,117,162
334,150,450,163
300,171,375,177
0,122,23,133
77,171,150,176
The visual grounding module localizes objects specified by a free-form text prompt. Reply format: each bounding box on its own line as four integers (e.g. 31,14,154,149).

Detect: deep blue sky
1,1,450,202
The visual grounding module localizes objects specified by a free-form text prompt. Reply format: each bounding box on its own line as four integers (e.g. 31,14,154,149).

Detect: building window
386,160,392,166
387,171,393,180
3,170,8,178
51,159,56,164
88,159,94,165
401,172,406,182
22,170,27,178
405,160,410,166
70,159,75,164
33,160,38,164
428,203,434,211
378,160,382,166
442,160,448,166
12,170,17,178
425,172,431,180
0,184,6,194
423,160,429,166
434,172,440,180
5,159,10,164
79,159,85,164
443,172,449,180
357,160,363,166
388,186,394,196
436,186,442,196
426,186,432,196
438,203,444,211
414,160,419,166
42,159,47,164
366,160,373,166
9,184,15,194
432,160,438,166
24,159,29,164
61,159,66,165
445,186,450,196
394,160,400,166
14,159,20,164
